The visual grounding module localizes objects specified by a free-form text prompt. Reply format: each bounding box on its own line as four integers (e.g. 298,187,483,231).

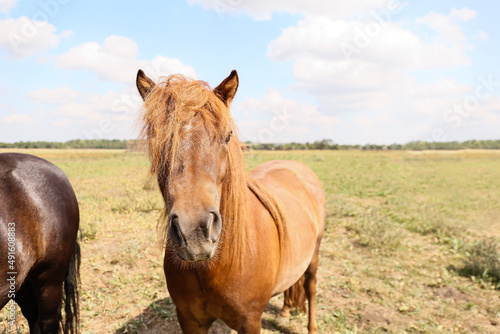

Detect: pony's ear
136,69,156,100
214,70,239,107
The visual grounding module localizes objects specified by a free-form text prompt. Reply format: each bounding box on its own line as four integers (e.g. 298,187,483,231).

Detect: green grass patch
459,238,500,287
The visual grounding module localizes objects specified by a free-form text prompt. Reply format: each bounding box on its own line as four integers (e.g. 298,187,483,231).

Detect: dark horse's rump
0,153,80,333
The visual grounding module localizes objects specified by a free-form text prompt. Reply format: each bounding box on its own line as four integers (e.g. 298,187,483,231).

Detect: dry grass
1,149,500,333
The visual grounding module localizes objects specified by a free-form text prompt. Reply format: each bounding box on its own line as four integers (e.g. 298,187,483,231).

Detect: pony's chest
165,263,269,316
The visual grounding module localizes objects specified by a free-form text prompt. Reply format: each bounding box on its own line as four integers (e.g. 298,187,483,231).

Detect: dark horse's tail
62,241,81,334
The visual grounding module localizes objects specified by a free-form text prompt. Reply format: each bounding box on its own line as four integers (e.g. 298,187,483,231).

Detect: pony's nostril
211,212,219,225
210,211,222,229
170,214,184,243
206,211,221,242
170,214,178,226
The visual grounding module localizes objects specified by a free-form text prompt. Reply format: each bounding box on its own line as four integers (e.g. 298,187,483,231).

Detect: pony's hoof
308,325,318,334
279,309,291,319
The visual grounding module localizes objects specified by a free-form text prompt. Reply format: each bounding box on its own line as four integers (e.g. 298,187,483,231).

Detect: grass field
1,149,500,333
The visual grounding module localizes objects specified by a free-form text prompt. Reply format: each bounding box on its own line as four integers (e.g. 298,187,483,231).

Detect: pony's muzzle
168,209,222,262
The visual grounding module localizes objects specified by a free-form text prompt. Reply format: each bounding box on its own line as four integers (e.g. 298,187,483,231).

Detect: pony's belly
271,250,314,295
250,160,324,296
271,222,319,295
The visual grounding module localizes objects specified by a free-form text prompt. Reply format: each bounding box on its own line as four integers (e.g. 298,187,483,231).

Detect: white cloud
266,13,472,116
3,113,35,124
189,0,392,20
268,16,470,69
27,86,80,105
54,89,131,118
0,0,19,14
0,16,62,59
138,55,198,82
56,36,137,83
416,8,476,48
17,84,141,140
477,30,489,42
51,87,143,140
354,115,373,127
261,7,488,144
450,7,477,22
55,103,91,118
102,35,137,58
471,98,500,126
233,88,340,142
60,29,75,39
56,35,198,84
53,118,71,126
434,97,500,143
411,78,470,101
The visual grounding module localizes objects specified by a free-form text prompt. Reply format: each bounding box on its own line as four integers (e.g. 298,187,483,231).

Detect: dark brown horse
0,153,80,333
137,69,325,333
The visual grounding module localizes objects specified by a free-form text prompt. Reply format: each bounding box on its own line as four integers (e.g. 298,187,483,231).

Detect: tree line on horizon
0,138,499,151
247,139,500,150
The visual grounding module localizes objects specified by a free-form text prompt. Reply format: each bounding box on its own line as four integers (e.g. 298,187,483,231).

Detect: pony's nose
167,209,222,262
169,210,221,242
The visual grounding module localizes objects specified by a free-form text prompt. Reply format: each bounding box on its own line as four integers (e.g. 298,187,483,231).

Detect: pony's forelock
138,75,233,177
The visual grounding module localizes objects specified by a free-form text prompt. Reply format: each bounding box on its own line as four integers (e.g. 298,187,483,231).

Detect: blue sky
0,0,498,144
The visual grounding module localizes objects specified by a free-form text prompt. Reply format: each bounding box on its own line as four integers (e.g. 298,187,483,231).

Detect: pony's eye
225,131,232,144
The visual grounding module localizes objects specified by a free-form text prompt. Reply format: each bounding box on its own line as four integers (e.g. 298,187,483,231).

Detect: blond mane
138,74,286,263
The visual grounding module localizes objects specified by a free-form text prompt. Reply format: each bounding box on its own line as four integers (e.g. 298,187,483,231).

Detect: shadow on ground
115,298,299,334
262,304,300,334
115,298,179,334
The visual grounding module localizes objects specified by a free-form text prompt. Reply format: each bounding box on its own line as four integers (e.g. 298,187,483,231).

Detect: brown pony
0,153,80,333
137,69,325,333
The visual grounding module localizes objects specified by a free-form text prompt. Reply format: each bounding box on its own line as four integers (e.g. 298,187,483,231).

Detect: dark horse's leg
0,289,10,310
29,270,65,334
15,280,39,332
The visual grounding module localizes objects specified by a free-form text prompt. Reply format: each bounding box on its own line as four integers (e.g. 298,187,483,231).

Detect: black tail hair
62,241,80,333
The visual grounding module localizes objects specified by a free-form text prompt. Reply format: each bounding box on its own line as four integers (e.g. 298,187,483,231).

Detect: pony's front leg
176,308,214,334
